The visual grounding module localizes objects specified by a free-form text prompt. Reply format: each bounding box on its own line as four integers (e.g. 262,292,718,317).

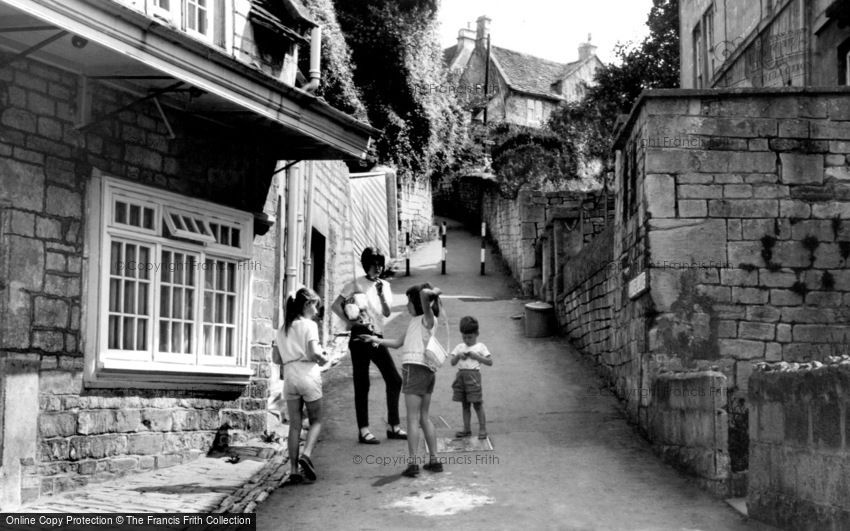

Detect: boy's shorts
402,363,435,395
282,361,323,402
452,369,483,403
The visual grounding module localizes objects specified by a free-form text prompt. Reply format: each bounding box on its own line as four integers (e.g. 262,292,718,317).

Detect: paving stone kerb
749,359,850,531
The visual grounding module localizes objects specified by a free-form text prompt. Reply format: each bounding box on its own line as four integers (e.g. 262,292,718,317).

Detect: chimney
476,15,491,45
578,33,597,61
457,27,476,53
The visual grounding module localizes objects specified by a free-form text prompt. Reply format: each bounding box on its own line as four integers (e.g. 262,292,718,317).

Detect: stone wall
749,361,850,530
397,175,435,247
649,371,732,496
0,54,350,502
481,189,612,296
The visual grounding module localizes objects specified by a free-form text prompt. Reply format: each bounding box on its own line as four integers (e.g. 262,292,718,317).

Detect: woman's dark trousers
350,338,401,429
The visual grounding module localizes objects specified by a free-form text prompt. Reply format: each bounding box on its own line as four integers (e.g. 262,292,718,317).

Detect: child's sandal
454,430,472,438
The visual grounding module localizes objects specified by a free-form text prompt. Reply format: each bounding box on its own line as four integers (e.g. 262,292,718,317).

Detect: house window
703,5,715,80
147,0,216,44
693,26,703,88
85,175,253,387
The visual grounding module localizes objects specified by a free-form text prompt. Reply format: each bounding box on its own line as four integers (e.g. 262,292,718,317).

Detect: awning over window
0,0,377,160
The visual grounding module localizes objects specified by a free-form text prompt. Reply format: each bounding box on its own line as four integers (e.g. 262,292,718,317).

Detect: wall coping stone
614,86,850,149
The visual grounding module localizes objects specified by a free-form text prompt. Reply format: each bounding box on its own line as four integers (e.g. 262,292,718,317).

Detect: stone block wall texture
0,55,351,501
648,372,731,496
749,362,850,530
553,88,850,496
398,175,435,247
481,189,613,296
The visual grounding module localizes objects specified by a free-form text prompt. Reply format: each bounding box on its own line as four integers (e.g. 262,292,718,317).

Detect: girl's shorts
452,369,483,403
402,363,435,395
283,361,323,402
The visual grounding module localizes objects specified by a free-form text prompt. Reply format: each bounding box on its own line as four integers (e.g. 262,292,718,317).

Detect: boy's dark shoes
455,430,472,438
478,432,488,440
423,461,443,473
299,455,317,481
287,473,304,485
401,464,420,477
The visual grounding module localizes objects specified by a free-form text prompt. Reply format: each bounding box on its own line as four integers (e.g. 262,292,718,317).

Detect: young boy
450,316,493,440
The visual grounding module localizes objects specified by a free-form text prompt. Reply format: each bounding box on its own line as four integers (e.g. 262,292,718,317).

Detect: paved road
256,218,767,531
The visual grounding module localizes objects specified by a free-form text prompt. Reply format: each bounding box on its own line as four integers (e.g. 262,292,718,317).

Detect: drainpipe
302,26,322,94
302,162,315,288
284,163,303,298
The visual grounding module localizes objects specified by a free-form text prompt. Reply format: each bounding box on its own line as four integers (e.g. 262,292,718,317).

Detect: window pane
204,292,213,322
115,202,127,224
227,263,236,292
204,260,214,289
184,289,194,319
210,223,219,241
204,325,213,356
171,213,185,231
110,242,122,275
138,247,150,280
215,327,223,356
123,280,136,314
216,264,225,290
182,216,196,232
173,287,183,318
220,226,229,246
109,279,121,312
173,253,184,285
125,245,136,278
143,208,154,230
226,295,235,324
184,323,193,353
225,328,233,357
161,251,172,283
138,283,148,314
160,286,170,318
108,316,120,349
122,316,134,350
172,320,182,353
137,319,147,350
186,256,196,286
230,228,240,248
215,293,223,322
159,322,170,352
129,204,141,226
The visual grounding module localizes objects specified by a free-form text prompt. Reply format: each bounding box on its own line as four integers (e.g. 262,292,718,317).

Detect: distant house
0,0,379,508
443,15,603,127
681,0,850,88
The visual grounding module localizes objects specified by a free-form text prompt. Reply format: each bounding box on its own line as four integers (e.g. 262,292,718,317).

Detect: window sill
85,359,253,390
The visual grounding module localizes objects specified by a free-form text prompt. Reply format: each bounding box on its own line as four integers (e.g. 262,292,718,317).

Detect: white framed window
184,0,212,41
84,173,253,388
148,0,176,22
146,0,215,44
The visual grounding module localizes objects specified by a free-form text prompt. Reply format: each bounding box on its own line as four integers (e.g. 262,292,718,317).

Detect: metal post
480,222,486,275
405,232,411,276
441,222,447,275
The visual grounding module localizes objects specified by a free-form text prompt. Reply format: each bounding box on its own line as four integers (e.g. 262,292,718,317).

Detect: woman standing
331,247,406,444
277,288,327,483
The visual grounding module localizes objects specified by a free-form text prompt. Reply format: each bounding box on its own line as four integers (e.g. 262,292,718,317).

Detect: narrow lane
257,218,767,531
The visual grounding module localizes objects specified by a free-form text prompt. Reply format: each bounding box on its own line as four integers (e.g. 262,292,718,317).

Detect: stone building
681,0,850,88
0,0,378,508
443,15,603,127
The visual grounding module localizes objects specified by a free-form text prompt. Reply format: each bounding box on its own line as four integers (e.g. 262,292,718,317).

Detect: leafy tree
546,0,680,176
300,0,369,122
331,0,466,179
